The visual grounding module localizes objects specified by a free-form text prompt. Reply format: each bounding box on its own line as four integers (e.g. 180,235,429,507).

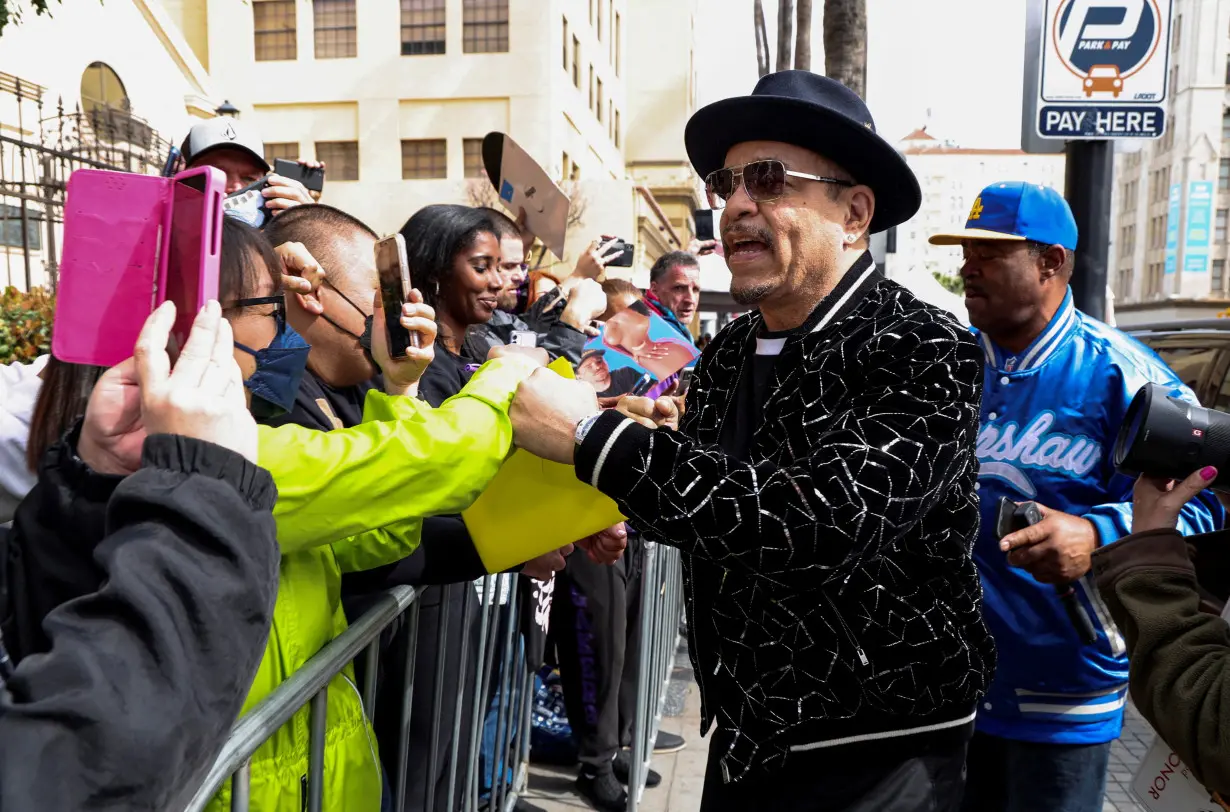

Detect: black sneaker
576,767,627,812
653,731,686,754
613,750,662,788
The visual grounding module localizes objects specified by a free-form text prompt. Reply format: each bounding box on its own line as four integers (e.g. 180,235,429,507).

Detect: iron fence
0,71,172,291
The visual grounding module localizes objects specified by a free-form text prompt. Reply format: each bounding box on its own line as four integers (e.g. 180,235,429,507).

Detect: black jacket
575,258,994,780
462,289,588,365
0,434,279,811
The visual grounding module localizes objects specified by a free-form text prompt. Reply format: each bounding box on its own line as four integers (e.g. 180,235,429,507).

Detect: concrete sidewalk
521,644,708,812
521,642,1157,812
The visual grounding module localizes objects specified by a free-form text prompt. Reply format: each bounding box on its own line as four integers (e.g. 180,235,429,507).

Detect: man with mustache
927,182,1222,812
506,71,995,811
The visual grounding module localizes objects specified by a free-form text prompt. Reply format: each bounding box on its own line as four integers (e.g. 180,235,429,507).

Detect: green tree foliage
0,1,61,37
933,271,964,295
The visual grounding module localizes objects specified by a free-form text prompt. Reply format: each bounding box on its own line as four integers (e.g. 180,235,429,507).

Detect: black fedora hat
685,71,920,234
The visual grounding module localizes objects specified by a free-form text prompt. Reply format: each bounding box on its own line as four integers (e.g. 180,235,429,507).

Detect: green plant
0,1,58,35
0,286,54,364
933,271,964,296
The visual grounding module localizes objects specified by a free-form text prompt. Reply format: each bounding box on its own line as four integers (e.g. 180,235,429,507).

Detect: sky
695,0,1029,149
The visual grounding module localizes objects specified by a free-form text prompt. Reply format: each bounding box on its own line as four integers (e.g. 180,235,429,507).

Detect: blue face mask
235,308,311,420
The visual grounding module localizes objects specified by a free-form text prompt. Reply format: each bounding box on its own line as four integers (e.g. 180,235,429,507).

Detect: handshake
486,344,683,572
486,344,682,466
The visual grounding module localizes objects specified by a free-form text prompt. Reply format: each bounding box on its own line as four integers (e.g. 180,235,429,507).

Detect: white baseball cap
181,117,269,172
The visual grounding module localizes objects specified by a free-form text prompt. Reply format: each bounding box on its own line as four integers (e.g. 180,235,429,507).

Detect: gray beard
731,282,773,306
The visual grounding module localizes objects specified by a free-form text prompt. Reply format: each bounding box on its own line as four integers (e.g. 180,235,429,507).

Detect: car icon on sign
1084,65,1123,97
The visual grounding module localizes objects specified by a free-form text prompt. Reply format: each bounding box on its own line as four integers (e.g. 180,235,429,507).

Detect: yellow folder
462,357,627,573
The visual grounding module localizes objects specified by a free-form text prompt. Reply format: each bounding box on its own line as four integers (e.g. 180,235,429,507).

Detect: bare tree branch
823,0,867,98
776,0,795,72
796,0,813,71
754,0,771,78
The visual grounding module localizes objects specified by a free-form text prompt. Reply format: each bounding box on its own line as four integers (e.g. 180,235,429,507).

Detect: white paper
1132,737,1224,812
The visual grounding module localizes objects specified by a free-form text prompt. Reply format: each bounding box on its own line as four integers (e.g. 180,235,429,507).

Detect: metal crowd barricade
186,572,538,812
627,541,686,812
184,586,420,812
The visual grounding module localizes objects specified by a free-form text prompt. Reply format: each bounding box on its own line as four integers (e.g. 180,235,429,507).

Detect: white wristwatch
574,411,605,449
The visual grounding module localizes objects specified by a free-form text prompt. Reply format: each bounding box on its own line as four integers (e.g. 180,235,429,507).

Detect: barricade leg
464,576,498,810
229,761,251,812
307,687,327,812
394,599,421,812
425,585,454,812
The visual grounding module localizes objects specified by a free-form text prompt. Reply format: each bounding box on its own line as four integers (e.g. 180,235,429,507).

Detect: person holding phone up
181,117,319,213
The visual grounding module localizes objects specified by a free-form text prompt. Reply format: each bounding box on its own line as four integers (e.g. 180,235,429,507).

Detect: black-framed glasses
224,295,285,320
705,159,853,208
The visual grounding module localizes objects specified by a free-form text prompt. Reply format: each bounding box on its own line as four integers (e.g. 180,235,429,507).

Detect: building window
316,141,359,180
1217,209,1228,244
401,0,446,56
401,139,447,179
463,0,509,54
314,0,356,59
597,0,604,41
1169,65,1178,97
614,12,621,76
0,204,42,251
614,108,621,148
254,0,297,61
1221,159,1230,191
597,78,604,123
589,65,595,110
264,142,299,165
563,17,569,71
463,138,486,178
1215,259,1226,294
1224,111,1230,141
562,152,572,182
1225,54,1230,84
573,37,581,88
1173,14,1181,52
589,0,595,25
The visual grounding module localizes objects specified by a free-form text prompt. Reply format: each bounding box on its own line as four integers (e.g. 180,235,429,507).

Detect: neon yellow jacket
206,356,537,812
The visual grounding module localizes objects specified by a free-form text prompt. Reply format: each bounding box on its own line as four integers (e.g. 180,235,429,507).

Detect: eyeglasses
225,295,285,321
704,159,853,208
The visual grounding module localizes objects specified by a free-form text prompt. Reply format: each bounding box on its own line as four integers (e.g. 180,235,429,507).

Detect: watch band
574,411,605,448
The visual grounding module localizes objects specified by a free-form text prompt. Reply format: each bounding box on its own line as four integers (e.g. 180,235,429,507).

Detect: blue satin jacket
973,288,1223,745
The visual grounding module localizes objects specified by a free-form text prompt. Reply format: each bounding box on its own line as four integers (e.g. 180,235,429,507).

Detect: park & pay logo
1043,0,1168,102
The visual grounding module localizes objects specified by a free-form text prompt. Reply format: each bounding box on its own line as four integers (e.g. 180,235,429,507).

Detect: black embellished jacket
575,254,995,781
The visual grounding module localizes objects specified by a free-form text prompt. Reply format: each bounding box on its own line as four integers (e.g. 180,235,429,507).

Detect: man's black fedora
685,71,921,234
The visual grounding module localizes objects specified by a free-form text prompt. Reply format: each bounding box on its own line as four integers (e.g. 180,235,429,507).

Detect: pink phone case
164,166,225,353
53,167,225,367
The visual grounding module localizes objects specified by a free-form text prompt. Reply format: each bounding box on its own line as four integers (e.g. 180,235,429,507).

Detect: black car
1128,319,1230,409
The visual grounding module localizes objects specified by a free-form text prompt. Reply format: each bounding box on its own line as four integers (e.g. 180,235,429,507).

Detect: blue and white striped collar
977,288,1078,373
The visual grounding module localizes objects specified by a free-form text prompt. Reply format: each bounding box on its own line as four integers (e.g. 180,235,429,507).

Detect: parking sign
1037,0,1172,139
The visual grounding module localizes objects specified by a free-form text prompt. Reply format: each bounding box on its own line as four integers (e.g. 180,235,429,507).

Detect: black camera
608,238,635,268
1114,382,1230,491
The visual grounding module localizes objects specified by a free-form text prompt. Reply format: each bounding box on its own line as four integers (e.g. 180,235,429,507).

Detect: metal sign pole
1065,140,1114,321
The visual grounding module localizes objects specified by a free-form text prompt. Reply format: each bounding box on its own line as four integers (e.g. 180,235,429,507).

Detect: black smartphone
274,158,326,193
693,208,715,242
993,497,1042,541
375,234,416,358
609,238,635,268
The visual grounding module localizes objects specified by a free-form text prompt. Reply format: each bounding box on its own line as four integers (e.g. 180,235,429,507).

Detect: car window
1151,346,1217,401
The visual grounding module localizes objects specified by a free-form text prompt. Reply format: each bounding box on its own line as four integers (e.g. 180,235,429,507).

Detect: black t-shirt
263,370,375,432
417,341,474,408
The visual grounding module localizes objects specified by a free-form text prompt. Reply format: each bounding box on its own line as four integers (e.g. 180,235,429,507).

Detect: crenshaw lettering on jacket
977,412,1102,499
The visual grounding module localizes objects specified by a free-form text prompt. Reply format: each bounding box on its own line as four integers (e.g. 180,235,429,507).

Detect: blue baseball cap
929,181,1078,251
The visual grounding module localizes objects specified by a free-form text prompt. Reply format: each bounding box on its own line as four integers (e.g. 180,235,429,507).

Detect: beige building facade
889,127,1067,281
1110,0,1230,326
167,0,704,277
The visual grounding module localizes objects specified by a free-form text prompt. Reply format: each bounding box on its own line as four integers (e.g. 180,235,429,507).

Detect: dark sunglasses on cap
705,159,853,209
